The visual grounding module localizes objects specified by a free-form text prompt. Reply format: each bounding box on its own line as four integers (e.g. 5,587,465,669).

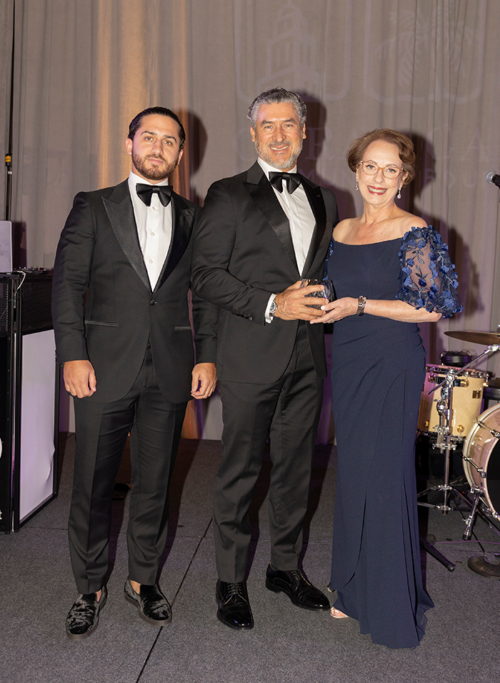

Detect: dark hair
128,107,186,149
247,87,307,128
347,129,416,185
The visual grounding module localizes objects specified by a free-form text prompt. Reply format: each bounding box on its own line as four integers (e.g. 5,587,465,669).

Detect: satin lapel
154,194,194,293
244,166,298,272
301,179,327,277
102,181,150,291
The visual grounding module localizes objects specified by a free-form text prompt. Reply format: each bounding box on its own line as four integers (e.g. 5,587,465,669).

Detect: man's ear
302,123,306,140
125,137,132,155
250,127,256,143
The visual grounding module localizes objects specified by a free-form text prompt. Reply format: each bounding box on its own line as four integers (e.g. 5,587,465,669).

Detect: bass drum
463,404,500,519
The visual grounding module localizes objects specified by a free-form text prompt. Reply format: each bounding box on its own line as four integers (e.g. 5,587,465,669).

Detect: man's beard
132,151,178,181
255,139,303,170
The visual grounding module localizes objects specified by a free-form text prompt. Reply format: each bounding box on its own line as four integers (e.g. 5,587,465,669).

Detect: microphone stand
4,0,15,222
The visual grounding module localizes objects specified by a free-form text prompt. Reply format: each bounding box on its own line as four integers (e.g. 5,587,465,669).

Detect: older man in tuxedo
52,106,217,640
192,88,338,630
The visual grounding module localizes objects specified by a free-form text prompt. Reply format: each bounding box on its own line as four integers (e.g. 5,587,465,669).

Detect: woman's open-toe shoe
330,607,349,619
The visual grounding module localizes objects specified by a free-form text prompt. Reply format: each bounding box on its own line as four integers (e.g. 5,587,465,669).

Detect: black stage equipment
0,272,59,533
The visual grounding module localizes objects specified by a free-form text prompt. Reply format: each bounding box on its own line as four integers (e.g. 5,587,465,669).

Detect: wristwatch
357,296,367,316
269,297,278,319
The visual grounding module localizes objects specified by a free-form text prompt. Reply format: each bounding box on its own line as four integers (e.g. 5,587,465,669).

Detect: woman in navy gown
312,129,462,648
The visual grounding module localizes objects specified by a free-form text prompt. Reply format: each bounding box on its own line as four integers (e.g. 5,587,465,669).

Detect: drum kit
417,329,500,574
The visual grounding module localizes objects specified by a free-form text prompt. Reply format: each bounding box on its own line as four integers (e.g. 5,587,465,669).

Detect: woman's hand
310,297,358,323
311,297,443,324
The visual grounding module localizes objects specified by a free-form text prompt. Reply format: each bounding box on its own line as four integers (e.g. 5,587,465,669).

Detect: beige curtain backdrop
2,0,500,422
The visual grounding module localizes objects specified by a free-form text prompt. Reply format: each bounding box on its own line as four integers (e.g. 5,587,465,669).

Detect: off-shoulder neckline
333,225,433,247
333,236,402,246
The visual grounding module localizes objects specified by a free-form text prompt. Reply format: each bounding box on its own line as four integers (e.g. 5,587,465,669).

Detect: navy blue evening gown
327,227,461,648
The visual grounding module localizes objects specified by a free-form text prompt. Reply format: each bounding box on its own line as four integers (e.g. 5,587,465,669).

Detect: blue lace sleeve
396,227,463,318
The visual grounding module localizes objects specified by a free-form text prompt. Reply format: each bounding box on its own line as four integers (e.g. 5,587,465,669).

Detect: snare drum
417,364,488,438
463,404,500,519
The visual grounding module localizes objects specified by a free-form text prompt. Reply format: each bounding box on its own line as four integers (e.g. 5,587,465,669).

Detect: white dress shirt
257,158,316,322
128,171,173,290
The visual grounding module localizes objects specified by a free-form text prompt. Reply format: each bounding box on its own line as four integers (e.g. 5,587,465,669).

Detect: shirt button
149,259,153,263
152,207,156,211
151,232,155,236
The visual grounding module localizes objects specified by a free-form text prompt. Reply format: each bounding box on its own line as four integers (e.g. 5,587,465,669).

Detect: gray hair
247,87,307,128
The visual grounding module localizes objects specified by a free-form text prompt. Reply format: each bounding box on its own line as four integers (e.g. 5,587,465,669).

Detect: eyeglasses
357,161,404,179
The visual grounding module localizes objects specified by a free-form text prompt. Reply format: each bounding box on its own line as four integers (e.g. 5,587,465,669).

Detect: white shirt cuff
265,293,277,324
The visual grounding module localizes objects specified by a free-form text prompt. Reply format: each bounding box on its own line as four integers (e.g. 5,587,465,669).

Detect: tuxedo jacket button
150,300,157,305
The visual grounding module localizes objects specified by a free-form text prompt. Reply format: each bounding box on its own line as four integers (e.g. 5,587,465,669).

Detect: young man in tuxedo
192,88,338,630
52,106,217,640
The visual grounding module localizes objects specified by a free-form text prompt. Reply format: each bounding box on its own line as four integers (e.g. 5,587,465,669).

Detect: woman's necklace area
357,207,395,243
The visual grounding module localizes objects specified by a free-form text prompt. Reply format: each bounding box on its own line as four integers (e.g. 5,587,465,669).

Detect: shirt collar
257,157,298,180
129,170,170,188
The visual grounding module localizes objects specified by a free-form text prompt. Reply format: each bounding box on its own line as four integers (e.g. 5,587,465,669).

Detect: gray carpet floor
1,435,500,683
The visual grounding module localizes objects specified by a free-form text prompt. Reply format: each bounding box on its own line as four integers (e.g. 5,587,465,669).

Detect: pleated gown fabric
327,238,433,649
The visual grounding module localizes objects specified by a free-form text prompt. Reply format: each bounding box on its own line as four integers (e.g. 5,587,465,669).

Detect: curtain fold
4,0,500,377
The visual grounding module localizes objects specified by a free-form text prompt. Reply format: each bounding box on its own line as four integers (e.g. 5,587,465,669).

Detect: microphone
486,171,500,188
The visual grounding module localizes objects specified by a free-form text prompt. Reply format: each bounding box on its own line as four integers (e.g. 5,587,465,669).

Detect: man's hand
191,362,217,399
274,281,328,321
63,360,97,398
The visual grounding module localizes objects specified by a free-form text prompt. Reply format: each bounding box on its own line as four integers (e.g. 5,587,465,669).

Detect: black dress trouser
69,346,187,594
214,323,324,583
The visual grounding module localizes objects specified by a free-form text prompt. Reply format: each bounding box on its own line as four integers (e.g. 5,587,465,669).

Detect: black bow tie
136,183,173,207
268,172,302,194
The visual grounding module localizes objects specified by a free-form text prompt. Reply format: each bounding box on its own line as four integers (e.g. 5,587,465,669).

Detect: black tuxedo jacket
191,162,338,384
52,179,218,403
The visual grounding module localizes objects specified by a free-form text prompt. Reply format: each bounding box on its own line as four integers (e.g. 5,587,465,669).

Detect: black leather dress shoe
265,564,330,611
216,580,254,630
66,585,108,640
124,578,172,626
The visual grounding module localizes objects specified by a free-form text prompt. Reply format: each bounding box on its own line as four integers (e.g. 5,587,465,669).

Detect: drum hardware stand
417,344,500,570
417,367,464,515
419,537,456,572
418,367,462,571
458,487,500,541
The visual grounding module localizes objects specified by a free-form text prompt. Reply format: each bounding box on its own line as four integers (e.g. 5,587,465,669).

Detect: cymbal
445,330,500,345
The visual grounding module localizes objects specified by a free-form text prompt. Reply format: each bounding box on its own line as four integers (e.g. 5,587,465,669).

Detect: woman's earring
355,180,359,191
397,186,402,199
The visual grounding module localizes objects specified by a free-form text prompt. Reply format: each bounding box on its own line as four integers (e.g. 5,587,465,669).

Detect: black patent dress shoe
216,580,254,630
66,585,108,640
265,564,330,611
124,578,172,626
